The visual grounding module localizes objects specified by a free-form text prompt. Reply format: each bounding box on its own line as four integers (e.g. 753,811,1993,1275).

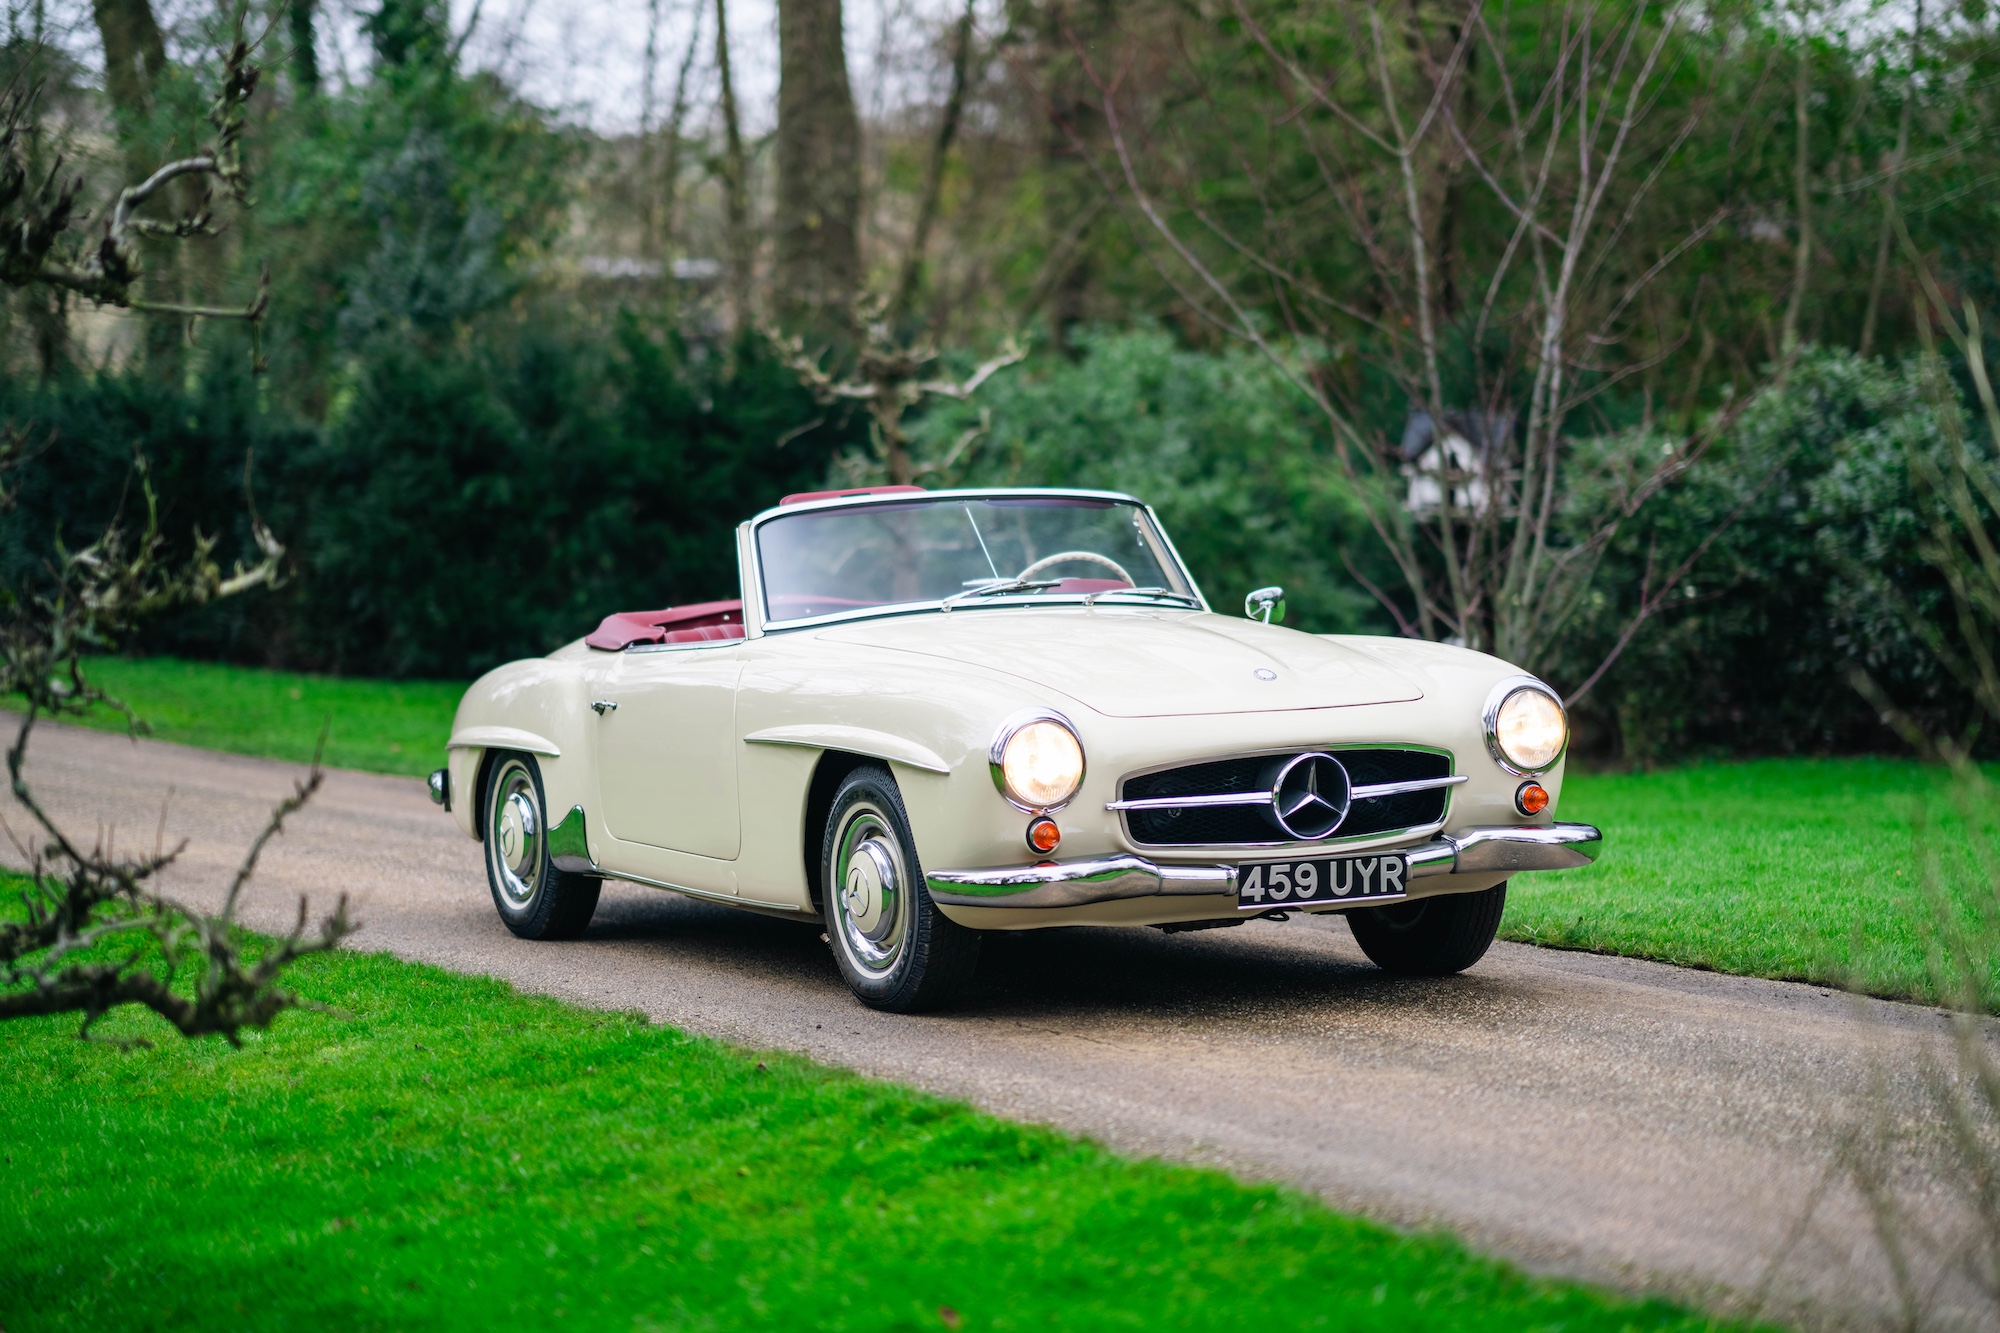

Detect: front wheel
483,752,601,940
821,766,981,1012
1347,882,1506,976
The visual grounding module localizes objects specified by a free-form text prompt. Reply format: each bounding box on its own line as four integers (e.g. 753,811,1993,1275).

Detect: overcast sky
9,0,985,136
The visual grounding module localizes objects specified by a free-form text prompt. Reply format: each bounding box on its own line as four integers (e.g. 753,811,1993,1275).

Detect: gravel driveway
10,719,1994,1331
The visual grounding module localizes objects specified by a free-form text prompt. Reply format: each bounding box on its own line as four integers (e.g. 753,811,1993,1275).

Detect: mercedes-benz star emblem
1268,752,1351,840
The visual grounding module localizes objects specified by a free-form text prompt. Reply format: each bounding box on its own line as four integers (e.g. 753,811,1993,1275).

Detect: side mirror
1244,586,1286,624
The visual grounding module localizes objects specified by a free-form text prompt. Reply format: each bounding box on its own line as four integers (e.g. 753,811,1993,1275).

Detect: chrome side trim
596,866,810,913
927,855,1234,909
1106,773,1467,811
447,725,561,758
926,822,1601,910
1407,822,1602,878
547,804,600,875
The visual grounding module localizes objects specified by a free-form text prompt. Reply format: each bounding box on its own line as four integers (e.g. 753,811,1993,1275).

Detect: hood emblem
1268,752,1351,840
1253,667,1277,681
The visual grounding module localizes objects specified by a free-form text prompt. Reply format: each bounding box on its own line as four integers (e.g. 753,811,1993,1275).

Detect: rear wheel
1347,882,1506,976
483,752,601,940
821,766,981,1012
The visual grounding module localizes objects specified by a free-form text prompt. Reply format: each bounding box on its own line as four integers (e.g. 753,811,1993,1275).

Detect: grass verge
9,655,463,778
0,932,1735,1332
1507,758,1991,1006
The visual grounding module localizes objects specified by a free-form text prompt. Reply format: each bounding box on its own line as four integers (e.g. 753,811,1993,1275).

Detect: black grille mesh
1121,748,1451,846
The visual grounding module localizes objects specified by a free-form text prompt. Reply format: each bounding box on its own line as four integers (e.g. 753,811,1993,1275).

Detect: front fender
445,653,597,840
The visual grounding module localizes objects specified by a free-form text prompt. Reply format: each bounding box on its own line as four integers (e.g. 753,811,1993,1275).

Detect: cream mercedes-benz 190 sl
431,486,1599,1011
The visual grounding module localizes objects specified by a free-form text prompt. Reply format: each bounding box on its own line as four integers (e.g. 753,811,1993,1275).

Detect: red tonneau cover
584,599,745,651
779,485,926,505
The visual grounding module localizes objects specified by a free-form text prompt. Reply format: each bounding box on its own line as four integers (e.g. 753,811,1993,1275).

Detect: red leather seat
660,623,746,644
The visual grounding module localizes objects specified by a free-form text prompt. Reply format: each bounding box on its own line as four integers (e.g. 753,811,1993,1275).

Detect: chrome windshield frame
744,488,1212,634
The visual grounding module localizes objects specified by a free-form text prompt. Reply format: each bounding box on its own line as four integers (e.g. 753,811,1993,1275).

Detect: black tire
1347,881,1506,976
820,766,981,1012
482,751,601,940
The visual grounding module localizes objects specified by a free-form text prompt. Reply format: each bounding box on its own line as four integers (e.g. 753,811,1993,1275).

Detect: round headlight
1489,684,1568,773
994,717,1085,810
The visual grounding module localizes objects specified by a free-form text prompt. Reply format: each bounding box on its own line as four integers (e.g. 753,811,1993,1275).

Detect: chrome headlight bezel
989,709,1087,813
1482,675,1569,776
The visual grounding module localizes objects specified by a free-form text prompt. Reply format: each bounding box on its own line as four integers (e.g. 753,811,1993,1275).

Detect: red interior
585,599,746,650
584,579,1140,651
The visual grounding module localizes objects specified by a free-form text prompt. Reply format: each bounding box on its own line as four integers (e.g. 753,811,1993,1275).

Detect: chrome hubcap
489,761,543,908
832,803,908,975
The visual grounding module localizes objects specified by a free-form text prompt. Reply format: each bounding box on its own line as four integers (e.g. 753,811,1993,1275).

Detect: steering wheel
1017,550,1135,584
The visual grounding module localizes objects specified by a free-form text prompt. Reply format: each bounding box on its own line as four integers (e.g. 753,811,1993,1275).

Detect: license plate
1236,854,1408,911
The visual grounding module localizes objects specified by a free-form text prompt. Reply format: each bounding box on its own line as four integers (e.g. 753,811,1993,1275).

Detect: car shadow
581,884,1527,1023
962,918,1532,1023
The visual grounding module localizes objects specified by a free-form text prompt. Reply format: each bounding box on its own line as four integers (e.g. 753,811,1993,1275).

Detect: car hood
814,609,1423,718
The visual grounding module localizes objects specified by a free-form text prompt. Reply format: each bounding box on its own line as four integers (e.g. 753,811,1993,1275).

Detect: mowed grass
1506,759,1994,1006
9,655,463,778
0,937,1734,1333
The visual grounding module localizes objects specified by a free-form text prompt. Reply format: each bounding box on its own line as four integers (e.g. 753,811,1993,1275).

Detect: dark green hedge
0,317,853,680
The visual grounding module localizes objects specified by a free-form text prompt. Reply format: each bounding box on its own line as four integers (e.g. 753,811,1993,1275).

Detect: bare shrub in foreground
0,450,351,1044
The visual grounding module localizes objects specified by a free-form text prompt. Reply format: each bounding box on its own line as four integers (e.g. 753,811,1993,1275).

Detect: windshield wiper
939,578,1060,612
1082,586,1201,608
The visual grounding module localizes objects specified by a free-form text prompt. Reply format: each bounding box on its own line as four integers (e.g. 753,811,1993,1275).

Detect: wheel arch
471,746,502,840
801,749,891,911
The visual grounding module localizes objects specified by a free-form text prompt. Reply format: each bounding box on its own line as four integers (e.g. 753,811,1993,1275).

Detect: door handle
591,699,618,715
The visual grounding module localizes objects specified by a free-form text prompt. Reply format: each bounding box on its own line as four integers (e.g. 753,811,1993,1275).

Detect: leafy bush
1558,349,1973,759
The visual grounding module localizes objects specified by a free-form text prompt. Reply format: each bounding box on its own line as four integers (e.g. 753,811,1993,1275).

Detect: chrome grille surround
1111,745,1459,849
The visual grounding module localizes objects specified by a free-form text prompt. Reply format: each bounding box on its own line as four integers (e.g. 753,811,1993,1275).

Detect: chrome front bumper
925,822,1601,910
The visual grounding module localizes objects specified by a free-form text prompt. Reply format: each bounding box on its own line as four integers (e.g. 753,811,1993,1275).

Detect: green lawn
12,655,464,778
1507,759,1993,1006
16,656,1991,1007
0,940,1734,1332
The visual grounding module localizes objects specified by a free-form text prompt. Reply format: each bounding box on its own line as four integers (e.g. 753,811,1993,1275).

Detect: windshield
755,494,1197,625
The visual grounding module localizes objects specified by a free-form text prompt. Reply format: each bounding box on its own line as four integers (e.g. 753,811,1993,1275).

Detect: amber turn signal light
1026,816,1062,854
1515,781,1550,816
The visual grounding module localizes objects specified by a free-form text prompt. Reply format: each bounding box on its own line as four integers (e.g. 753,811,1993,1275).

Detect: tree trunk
290,0,321,96
1861,0,1921,359
775,0,862,332
91,0,182,379
1779,34,1812,363
715,0,754,330
1008,0,1110,353
889,0,975,325
655,0,706,260
93,0,166,122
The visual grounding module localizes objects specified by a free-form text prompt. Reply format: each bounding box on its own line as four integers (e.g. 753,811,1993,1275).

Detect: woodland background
0,0,1992,762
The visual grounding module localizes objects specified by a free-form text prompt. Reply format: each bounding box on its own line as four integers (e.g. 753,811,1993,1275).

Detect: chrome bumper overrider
924,822,1602,910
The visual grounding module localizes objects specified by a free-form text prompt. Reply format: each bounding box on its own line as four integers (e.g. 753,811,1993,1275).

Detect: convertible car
431,486,1599,1011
